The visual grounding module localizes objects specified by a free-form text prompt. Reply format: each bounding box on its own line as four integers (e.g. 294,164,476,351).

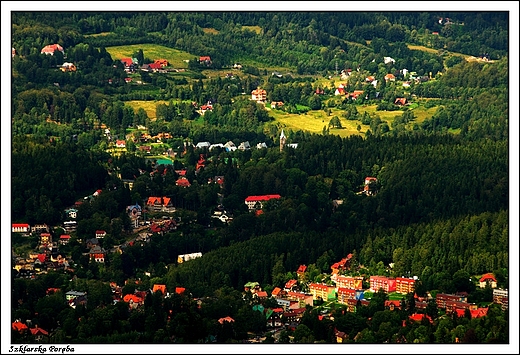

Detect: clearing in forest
105,44,197,69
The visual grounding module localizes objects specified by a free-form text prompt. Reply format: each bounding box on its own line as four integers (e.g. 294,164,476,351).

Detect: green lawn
105,44,197,69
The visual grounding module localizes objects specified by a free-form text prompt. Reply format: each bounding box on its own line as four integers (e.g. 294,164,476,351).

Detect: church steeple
279,129,286,152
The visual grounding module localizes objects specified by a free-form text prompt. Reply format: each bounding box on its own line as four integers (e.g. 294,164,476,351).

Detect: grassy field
105,44,197,68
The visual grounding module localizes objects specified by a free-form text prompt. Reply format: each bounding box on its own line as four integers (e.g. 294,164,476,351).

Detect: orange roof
30,327,49,336
176,177,191,187
175,287,186,294
123,294,143,303
218,316,235,324
12,321,28,332
257,291,268,298
409,314,432,323
152,284,167,294
272,287,282,296
251,88,266,95
297,265,307,273
285,279,298,289
41,43,63,54
479,273,497,283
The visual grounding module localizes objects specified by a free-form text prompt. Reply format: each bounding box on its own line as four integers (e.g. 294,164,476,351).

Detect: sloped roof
30,327,49,336
152,284,167,294
218,316,235,324
479,273,497,283
285,279,298,289
123,294,143,303
12,321,28,332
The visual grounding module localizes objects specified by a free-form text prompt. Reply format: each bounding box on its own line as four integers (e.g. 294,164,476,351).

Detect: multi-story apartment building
309,283,336,302
395,277,416,294
334,275,363,290
369,276,396,293
493,289,508,310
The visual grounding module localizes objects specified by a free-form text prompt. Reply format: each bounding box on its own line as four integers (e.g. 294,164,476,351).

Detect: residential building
176,177,191,187
95,230,106,239
65,290,87,301
199,56,212,65
146,197,173,211
436,293,479,313
369,276,396,293
395,277,416,294
12,223,30,233
337,288,364,305
394,97,408,106
479,273,498,288
238,141,251,150
89,245,106,263
152,284,167,295
286,291,314,308
309,283,336,301
244,194,281,211
334,275,363,290
40,233,52,246
284,279,298,292
41,43,64,55
493,289,508,310
59,235,71,245
60,62,76,72
251,88,267,103
384,73,396,81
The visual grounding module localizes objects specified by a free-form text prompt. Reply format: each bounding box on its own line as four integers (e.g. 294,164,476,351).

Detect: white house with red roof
251,88,267,103
479,273,497,288
12,223,30,233
244,194,281,211
59,234,71,245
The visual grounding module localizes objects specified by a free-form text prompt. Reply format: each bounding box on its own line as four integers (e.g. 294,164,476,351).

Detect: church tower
280,129,286,152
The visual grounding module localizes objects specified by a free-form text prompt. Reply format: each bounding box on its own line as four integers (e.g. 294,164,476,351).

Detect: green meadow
105,44,197,68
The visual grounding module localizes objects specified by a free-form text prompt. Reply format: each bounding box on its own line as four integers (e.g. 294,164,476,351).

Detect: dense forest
9,10,511,347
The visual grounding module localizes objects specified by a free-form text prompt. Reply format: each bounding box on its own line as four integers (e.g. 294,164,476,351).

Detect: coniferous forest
7,9,515,351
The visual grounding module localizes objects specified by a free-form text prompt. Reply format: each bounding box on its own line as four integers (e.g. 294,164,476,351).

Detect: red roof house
176,176,191,187
12,321,29,333
284,279,298,290
218,316,235,324
41,44,64,55
479,273,497,288
152,284,167,295
244,194,281,211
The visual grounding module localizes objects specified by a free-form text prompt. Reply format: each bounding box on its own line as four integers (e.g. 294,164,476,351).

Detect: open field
84,32,112,37
202,27,219,35
124,100,170,119
268,108,361,138
105,44,197,68
242,25,262,34
268,103,438,138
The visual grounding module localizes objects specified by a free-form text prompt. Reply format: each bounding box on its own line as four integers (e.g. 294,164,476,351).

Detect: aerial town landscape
4,4,518,354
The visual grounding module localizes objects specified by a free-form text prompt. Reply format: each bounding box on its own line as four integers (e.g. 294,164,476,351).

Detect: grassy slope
105,44,197,68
